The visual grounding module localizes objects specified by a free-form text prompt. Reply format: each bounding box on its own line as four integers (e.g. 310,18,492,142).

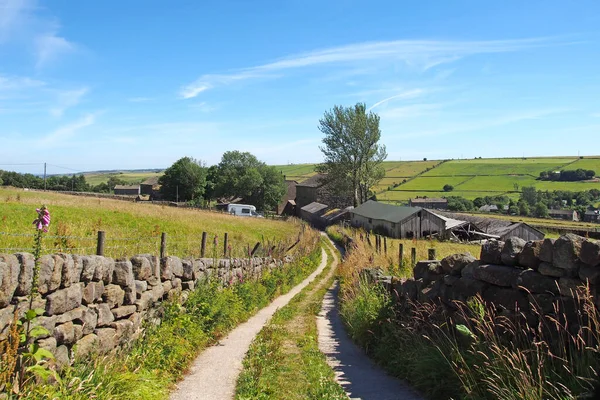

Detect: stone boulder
131,256,152,281
539,238,555,263
553,234,584,272
113,260,134,287
413,261,443,285
453,277,488,301
182,259,194,281
79,256,98,283
580,239,600,267
102,285,125,309
460,260,479,279
514,269,559,294
480,240,504,264
501,237,526,266
0,255,20,306
57,253,78,288
440,253,476,276
518,241,543,270
73,333,98,359
46,283,84,315
579,264,600,285
471,264,522,287
82,281,105,305
483,286,528,311
14,253,34,296
538,262,565,278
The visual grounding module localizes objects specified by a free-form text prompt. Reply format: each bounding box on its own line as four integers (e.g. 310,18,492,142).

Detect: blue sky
1,0,600,175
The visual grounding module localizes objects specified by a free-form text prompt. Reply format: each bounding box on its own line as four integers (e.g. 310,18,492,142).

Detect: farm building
140,176,160,196
277,180,298,215
350,200,475,239
295,174,352,214
409,197,448,210
299,202,351,229
548,209,579,222
584,209,600,223
440,212,545,242
114,185,140,196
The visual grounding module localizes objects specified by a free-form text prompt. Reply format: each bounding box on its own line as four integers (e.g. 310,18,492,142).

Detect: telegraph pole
43,163,47,191
176,185,179,203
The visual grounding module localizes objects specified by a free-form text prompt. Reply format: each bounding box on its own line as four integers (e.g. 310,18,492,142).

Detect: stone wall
0,252,291,365
390,233,600,324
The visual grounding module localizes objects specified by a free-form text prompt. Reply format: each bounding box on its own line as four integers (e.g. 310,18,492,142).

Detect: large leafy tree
214,151,285,211
317,103,387,207
159,157,207,202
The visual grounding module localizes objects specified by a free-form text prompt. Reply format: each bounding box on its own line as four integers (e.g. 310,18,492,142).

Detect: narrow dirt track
316,240,423,400
170,247,329,400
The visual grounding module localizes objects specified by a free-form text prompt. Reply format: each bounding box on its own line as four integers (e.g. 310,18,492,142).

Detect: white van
227,204,262,217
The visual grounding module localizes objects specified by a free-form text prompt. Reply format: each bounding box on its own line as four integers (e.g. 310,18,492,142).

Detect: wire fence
0,229,301,260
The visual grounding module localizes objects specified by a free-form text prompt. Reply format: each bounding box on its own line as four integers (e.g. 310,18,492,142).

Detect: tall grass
336,230,600,399
0,187,300,258
20,231,322,400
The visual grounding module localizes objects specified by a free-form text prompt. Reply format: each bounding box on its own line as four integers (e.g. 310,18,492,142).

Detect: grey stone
128,312,142,332
460,260,479,279
135,291,154,311
167,287,181,300
111,319,134,343
30,315,56,339
101,258,115,284
443,275,460,286
37,255,55,295
172,277,182,291
528,293,556,315
73,334,98,359
54,345,70,368
480,240,504,264
483,286,529,311
160,257,173,280
113,260,134,287
57,254,77,288
580,239,600,267
55,306,86,324
90,255,106,283
102,284,125,308
472,264,522,287
553,234,584,271
91,303,114,327
80,307,97,335
131,256,152,281
79,255,98,283
182,259,194,281
440,253,476,275
14,295,45,319
519,241,543,270
162,280,172,294
38,336,57,354
538,262,565,277
579,265,600,285
14,252,34,296
46,284,84,315
95,327,117,353
501,237,526,266
134,280,147,296
539,238,555,263
54,321,75,345
150,283,164,302
0,255,20,306
163,256,183,279
515,269,559,294
73,323,84,342
146,276,161,287
82,281,105,305
453,277,488,300
0,304,16,338
136,254,159,278
558,277,584,298
414,261,443,280
112,305,136,319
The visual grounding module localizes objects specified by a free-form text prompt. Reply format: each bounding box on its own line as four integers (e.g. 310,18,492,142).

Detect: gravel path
170,247,329,400
316,243,424,400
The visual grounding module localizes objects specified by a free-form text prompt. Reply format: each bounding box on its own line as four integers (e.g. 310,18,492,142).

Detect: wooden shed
440,212,545,241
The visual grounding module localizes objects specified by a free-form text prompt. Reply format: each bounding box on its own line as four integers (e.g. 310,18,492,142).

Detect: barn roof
439,212,544,237
141,176,160,186
114,185,139,190
300,202,329,214
351,200,421,223
296,174,327,188
426,210,468,230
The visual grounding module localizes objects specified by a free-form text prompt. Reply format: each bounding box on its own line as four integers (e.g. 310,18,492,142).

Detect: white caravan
227,204,262,217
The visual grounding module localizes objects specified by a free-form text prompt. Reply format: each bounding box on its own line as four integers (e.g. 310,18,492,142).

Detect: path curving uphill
170,247,329,400
317,240,423,400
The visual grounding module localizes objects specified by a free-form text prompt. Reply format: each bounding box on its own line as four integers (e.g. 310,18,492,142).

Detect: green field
84,171,163,186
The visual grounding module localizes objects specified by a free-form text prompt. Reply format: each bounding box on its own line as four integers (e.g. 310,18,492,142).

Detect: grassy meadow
83,171,163,186
0,187,300,259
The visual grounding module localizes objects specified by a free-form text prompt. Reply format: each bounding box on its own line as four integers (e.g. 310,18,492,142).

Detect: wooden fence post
201,232,207,258
428,248,437,260
251,242,261,256
399,243,404,266
383,236,387,255
96,231,105,256
160,232,167,259
411,247,417,266
223,232,229,257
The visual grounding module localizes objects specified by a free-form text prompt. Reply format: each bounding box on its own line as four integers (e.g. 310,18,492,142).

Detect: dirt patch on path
317,242,423,400
170,247,329,400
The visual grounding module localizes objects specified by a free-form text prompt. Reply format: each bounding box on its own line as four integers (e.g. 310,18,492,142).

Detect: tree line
538,168,596,182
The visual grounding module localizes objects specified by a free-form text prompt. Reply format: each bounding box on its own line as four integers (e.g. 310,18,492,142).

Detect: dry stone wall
0,252,290,366
388,233,600,325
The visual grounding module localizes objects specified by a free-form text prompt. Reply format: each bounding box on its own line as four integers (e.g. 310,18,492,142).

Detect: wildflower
33,206,51,232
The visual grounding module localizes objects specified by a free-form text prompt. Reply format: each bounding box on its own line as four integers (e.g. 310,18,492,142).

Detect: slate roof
296,174,327,188
351,200,421,223
114,185,139,190
141,176,160,186
300,202,329,214
439,212,544,237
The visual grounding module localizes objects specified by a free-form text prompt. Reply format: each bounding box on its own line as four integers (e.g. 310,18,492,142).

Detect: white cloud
367,89,426,111
0,0,31,42
50,87,88,117
181,37,556,98
40,113,96,146
35,31,75,68
0,74,45,91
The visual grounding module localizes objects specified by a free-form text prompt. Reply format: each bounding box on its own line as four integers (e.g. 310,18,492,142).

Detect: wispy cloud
50,87,88,117
181,37,557,98
40,113,96,146
0,0,31,42
367,89,426,111
0,74,45,91
35,30,75,68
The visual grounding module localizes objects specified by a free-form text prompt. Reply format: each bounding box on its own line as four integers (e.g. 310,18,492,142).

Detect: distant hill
83,170,164,186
